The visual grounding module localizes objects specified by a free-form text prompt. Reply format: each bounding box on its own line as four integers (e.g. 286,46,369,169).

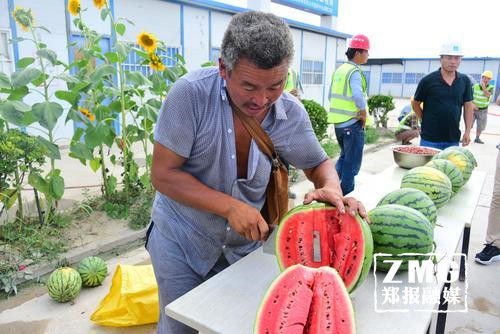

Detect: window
301,59,324,85
0,30,13,75
382,72,403,84
122,44,180,76
405,72,425,84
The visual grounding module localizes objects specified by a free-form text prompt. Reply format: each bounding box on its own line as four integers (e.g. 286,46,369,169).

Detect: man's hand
303,187,368,219
225,201,269,241
481,81,486,90
357,110,367,129
461,131,471,146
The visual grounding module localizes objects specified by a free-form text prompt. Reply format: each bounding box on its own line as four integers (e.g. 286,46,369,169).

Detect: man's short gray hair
221,11,294,72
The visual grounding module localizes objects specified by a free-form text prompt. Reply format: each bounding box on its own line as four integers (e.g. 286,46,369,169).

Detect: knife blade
313,230,322,262
262,225,278,255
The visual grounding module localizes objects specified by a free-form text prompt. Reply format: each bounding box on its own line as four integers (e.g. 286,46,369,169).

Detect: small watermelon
401,166,452,209
368,204,434,272
47,267,82,303
432,150,473,184
377,188,437,226
425,158,464,194
254,264,355,334
78,256,108,287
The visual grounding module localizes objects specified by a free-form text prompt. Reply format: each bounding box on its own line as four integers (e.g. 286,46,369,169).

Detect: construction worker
284,68,303,98
472,70,495,144
412,42,474,150
395,97,420,145
328,34,370,195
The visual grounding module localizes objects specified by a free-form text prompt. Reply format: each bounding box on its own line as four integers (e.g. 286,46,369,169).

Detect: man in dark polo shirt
412,42,474,150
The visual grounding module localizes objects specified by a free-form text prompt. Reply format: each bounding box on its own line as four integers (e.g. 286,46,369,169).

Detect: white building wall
301,31,325,103
211,11,231,48
16,0,73,142
0,1,10,30
183,6,209,71
379,64,403,97
322,36,337,108
115,0,180,47
0,1,13,75
289,28,301,74
460,60,484,77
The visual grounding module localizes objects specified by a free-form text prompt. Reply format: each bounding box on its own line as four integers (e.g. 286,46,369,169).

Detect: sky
219,0,500,58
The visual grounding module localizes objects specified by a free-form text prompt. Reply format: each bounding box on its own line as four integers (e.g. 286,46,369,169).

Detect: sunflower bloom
93,0,107,9
149,52,166,72
68,0,80,16
79,107,95,122
137,31,157,53
12,6,34,32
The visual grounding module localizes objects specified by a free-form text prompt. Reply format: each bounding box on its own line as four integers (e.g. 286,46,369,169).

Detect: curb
13,228,147,286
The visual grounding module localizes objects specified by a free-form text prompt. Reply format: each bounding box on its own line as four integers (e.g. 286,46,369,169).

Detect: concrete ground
0,99,499,333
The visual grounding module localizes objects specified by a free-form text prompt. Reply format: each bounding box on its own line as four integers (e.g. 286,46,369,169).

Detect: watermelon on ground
47,267,82,303
275,203,373,292
254,264,355,334
368,204,434,272
78,256,108,287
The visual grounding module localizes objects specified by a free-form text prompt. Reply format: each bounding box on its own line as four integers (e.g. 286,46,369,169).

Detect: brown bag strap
231,103,282,168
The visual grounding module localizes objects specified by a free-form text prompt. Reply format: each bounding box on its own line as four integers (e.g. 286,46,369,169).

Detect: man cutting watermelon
146,11,367,334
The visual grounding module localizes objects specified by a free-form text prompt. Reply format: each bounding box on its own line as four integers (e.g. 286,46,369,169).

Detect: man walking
328,34,370,195
472,70,495,144
412,42,474,150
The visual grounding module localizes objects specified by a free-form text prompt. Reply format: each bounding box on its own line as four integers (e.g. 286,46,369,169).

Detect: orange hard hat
349,34,370,51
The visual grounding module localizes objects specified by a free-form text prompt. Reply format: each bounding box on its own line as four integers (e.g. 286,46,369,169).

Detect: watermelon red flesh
276,203,368,292
254,265,355,334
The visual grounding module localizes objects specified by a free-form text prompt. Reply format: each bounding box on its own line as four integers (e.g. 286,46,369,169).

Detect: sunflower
93,0,107,9
79,107,95,122
149,52,166,72
12,6,34,32
137,31,157,53
68,0,81,16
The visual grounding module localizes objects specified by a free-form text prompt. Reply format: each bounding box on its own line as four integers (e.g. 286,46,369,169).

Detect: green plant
321,138,340,158
301,99,328,141
129,191,154,230
364,126,379,144
367,95,395,128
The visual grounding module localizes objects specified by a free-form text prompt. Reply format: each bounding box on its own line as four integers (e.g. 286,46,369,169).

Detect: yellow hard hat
482,70,493,79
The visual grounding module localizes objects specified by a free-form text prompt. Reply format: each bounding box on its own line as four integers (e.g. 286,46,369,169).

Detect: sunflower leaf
115,23,126,36
17,57,35,69
100,8,110,21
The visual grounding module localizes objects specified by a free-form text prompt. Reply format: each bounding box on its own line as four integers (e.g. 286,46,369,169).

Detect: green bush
301,99,328,141
364,126,379,144
367,95,395,128
321,138,340,158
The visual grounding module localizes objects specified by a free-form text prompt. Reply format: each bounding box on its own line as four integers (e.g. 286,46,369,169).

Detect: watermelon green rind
350,215,373,292
443,146,477,167
401,166,452,209
432,150,472,184
78,256,108,287
425,159,464,193
377,188,437,226
47,267,82,303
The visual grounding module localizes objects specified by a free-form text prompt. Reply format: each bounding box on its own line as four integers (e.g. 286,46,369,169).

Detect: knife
262,225,278,255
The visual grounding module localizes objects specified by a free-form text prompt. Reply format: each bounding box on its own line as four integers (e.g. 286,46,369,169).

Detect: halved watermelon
254,264,355,334
275,203,373,292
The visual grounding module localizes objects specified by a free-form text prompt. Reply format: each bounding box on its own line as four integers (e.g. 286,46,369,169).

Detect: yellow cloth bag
90,264,159,327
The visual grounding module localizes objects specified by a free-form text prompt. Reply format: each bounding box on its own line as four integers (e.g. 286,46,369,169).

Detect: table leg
435,272,451,334
459,225,471,282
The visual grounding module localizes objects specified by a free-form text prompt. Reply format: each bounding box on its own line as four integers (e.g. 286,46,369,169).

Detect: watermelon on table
47,267,82,303
425,158,464,194
432,150,473,184
78,256,108,287
444,146,477,167
254,264,355,334
275,203,373,292
401,166,452,209
377,188,437,227
368,204,434,272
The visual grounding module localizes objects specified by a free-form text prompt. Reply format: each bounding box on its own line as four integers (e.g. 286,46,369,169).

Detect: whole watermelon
425,159,464,194
443,146,477,167
78,256,108,287
377,188,437,226
47,267,82,302
368,204,434,272
401,166,452,209
432,150,472,184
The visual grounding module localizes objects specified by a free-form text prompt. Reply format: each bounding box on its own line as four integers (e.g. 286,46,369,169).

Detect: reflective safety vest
472,83,495,109
396,109,419,134
328,62,368,125
284,68,299,92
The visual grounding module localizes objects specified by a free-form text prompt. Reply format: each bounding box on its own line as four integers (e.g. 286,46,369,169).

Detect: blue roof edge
371,57,500,61
165,0,351,39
